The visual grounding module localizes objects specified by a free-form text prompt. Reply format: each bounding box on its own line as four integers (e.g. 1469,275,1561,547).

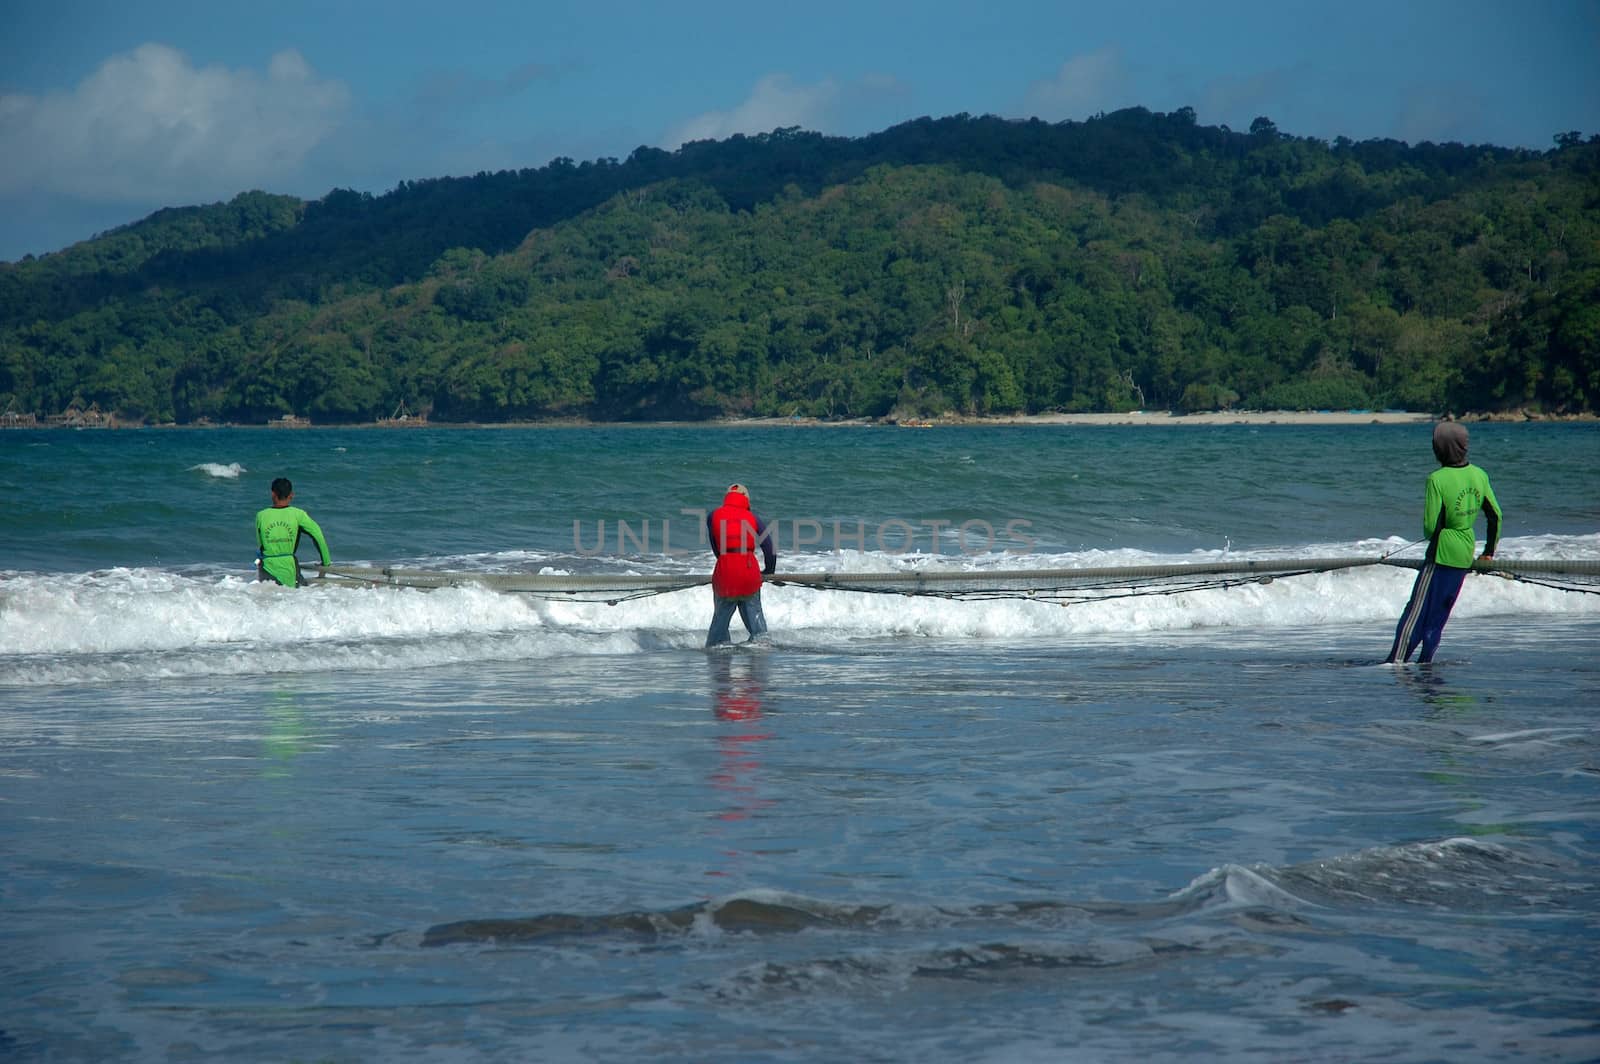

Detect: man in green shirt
1386,422,1501,664
255,477,331,587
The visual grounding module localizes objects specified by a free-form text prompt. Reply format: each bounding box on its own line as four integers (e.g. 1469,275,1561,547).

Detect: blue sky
2,0,1596,263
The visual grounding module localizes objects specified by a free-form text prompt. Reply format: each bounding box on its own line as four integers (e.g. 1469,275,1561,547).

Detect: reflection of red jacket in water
707,491,775,598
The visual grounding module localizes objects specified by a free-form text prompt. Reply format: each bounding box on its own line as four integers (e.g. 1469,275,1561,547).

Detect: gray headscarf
1432,421,1469,467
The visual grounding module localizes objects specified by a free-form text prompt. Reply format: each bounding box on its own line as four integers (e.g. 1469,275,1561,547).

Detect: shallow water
2,424,1598,1061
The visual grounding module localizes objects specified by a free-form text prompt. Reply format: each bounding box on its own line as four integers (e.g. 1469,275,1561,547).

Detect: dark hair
271,477,293,500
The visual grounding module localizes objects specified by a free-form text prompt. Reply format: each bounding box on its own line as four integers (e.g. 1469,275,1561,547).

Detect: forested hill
2,108,1596,424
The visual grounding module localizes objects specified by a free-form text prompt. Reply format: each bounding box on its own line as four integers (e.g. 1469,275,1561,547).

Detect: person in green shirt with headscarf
255,477,331,587
1386,422,1501,664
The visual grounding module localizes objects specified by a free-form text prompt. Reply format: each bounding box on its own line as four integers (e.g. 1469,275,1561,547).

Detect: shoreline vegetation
10,408,1596,431
4,113,1595,429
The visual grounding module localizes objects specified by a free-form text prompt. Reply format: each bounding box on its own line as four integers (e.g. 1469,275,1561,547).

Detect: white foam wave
189,462,246,479
0,569,540,655
7,627,665,687
3,536,1596,684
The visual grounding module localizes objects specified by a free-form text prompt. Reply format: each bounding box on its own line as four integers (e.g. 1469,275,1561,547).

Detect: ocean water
2,423,1598,1062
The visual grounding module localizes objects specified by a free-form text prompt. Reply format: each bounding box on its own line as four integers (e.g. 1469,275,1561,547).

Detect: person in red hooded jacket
705,483,777,647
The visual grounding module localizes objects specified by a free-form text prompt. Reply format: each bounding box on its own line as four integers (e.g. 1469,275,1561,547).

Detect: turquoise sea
2,422,1599,1062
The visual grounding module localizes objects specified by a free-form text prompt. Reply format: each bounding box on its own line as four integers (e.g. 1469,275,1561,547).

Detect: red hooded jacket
707,490,775,598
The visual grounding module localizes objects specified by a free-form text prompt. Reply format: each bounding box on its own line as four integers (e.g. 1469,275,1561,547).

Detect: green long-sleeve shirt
255,505,330,587
1424,463,1501,568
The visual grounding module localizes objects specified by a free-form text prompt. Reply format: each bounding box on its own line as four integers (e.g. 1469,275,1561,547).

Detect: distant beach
721,409,1439,428
723,408,1598,428
21,408,1596,431
975,409,1435,426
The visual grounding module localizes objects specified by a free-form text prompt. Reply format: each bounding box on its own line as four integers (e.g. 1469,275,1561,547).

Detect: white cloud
0,43,351,204
663,74,842,148
1025,47,1129,121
